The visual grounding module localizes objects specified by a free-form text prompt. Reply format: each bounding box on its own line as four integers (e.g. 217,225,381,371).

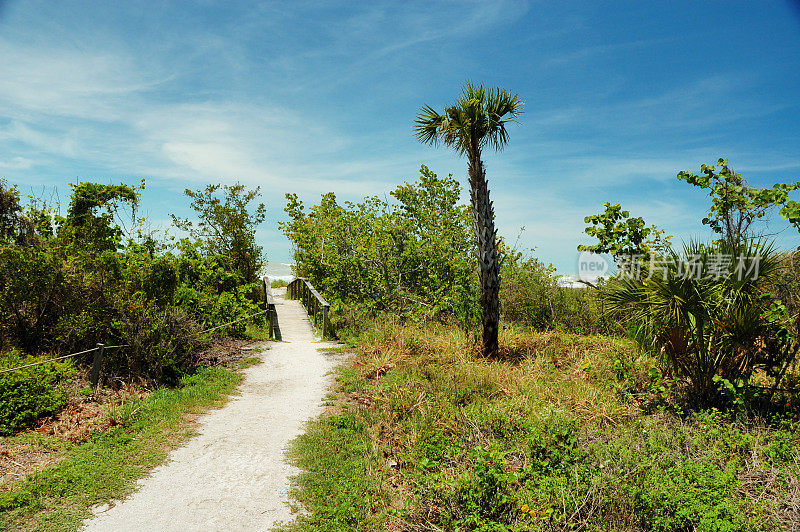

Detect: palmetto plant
603,239,796,405
415,82,522,357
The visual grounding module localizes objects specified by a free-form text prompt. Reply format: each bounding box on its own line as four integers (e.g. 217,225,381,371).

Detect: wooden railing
287,277,330,338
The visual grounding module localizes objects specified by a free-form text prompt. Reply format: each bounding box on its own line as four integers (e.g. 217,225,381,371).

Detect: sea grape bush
281,165,481,328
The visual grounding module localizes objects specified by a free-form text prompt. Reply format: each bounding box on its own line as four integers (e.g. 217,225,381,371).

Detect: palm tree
415,82,522,357
602,239,794,405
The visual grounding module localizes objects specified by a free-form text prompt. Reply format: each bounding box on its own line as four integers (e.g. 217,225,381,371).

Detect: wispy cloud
1,0,799,269
546,37,679,66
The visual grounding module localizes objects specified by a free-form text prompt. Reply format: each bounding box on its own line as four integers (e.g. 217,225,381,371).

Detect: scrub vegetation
0,177,271,529
284,143,800,531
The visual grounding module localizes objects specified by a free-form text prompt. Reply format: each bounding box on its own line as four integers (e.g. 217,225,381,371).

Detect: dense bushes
282,165,480,327
0,180,266,389
500,251,619,335
283,166,609,336
0,240,262,384
0,350,74,435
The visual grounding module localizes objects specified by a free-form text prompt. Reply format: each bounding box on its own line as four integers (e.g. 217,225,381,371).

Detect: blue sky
1,1,799,272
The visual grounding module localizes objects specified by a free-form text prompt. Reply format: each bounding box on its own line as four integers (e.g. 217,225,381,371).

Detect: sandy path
82,288,339,531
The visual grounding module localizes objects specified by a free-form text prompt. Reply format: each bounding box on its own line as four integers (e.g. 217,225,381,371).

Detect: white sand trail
83,288,339,531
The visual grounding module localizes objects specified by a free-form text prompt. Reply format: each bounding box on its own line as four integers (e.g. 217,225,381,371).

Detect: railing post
266,278,275,339
91,343,105,390
322,305,329,338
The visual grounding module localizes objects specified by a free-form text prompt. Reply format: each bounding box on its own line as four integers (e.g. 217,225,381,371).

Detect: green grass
244,322,273,341
237,356,263,369
286,318,800,531
0,367,241,531
281,412,389,531
317,346,349,354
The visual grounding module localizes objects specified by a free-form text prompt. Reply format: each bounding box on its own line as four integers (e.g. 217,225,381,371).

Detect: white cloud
0,156,34,170
1,0,798,268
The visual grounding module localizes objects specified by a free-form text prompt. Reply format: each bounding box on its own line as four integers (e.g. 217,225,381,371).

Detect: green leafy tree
0,245,65,353
578,202,671,261
677,158,800,245
0,180,34,244
172,183,266,283
281,166,478,327
60,181,142,252
415,82,522,357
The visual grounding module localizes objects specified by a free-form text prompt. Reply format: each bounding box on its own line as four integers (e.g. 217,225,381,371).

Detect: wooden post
263,277,273,339
322,305,329,338
268,304,274,339
313,298,318,327
91,343,105,389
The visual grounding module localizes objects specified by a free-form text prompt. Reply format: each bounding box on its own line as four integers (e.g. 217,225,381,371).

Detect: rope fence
0,276,277,385
0,347,113,375
184,308,269,338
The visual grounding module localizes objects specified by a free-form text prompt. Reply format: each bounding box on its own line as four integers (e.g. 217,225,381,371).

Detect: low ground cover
288,319,800,531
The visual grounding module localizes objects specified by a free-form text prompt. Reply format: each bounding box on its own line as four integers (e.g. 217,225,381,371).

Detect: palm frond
414,105,446,146
485,88,522,152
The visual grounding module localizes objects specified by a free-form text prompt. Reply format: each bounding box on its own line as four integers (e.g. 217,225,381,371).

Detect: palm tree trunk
468,154,500,357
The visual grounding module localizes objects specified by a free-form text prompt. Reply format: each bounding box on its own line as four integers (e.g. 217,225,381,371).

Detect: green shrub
281,166,479,328
449,445,516,529
602,239,795,405
0,180,268,388
0,350,74,435
632,458,748,531
113,305,202,385
500,251,620,335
